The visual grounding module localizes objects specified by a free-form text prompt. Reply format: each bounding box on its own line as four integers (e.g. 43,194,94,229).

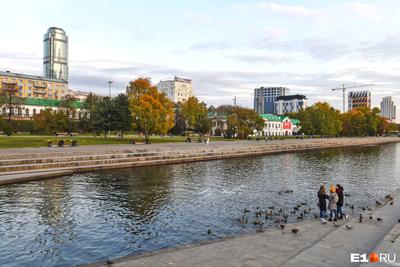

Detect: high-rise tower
43,27,68,82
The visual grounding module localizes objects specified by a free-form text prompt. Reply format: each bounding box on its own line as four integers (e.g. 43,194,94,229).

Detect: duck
377,217,383,222
280,224,285,230
376,200,382,205
244,208,250,213
291,228,300,234
207,228,212,235
345,225,353,230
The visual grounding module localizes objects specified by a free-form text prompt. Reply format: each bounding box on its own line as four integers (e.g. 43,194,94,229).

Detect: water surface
0,143,399,266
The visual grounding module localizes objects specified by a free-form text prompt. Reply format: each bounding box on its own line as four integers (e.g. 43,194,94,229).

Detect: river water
0,143,399,266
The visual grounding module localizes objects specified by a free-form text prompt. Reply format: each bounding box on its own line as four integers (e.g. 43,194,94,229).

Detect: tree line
290,102,398,137
1,77,399,138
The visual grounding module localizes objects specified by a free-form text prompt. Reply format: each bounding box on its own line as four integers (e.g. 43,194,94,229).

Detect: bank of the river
89,189,400,267
0,137,399,185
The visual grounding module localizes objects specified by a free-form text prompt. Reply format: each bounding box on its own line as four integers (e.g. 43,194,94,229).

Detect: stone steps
1,138,398,186
0,143,329,173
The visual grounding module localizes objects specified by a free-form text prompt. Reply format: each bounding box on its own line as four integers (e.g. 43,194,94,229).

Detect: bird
255,210,262,217
291,228,300,234
254,220,263,225
369,215,373,220
385,194,392,199
106,260,114,265
367,207,373,211
390,201,394,205
207,228,212,234
377,217,383,222
359,214,363,223
376,200,382,205
237,216,248,224
280,224,285,230
345,193,351,197
362,207,366,211
350,205,355,210
268,206,275,210
244,208,250,213
321,218,327,224
333,222,340,227
256,226,264,233
346,225,353,230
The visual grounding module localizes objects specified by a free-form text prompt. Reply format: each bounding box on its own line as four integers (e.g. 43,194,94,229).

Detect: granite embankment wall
0,137,399,185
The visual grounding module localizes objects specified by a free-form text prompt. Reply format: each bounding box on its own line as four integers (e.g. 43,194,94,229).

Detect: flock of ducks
206,192,398,236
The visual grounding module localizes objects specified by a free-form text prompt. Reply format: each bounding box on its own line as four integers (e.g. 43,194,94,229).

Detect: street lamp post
108,81,113,98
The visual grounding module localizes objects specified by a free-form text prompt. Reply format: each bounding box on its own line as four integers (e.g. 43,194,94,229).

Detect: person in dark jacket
317,185,328,218
336,184,344,219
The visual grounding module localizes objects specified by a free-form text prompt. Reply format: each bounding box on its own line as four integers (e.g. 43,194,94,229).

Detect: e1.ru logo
351,252,396,263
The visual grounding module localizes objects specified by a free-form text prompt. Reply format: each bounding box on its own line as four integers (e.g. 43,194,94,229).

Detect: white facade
257,115,300,137
380,96,396,122
1,102,82,120
68,89,90,101
274,95,307,115
157,76,194,103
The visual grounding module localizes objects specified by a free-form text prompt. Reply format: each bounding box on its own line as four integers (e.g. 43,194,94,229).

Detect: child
328,184,339,221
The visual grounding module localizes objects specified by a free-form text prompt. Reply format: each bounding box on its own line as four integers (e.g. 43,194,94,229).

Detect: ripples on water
0,143,399,266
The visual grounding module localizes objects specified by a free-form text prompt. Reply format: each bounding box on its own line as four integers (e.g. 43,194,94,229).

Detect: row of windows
1,108,82,118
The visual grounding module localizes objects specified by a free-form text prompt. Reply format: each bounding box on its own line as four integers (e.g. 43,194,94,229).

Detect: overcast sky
0,0,399,121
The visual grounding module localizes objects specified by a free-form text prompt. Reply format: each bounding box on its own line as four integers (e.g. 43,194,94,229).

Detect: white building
0,98,83,120
274,94,307,115
67,89,91,101
157,76,194,103
254,87,289,114
259,114,300,136
380,96,396,122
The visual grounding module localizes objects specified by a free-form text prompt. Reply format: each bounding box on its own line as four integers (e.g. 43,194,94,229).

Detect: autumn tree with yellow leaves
127,78,174,142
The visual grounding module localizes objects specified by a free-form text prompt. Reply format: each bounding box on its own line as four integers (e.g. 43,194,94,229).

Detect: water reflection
0,143,399,267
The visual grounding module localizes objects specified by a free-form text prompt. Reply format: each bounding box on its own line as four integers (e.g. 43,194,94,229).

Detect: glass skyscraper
43,27,68,82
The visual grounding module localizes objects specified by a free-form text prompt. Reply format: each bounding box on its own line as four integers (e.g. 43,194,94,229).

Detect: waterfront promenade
0,137,399,185
90,190,400,267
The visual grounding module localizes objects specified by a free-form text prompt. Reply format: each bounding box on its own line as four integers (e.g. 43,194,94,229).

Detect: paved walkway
89,191,400,267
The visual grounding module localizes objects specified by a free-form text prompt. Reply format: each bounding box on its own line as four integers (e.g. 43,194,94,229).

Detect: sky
0,0,399,121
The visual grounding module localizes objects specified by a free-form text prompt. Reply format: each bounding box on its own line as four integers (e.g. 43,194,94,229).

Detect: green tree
91,97,114,138
112,94,132,138
79,93,101,133
225,107,264,139
32,108,68,134
181,96,210,135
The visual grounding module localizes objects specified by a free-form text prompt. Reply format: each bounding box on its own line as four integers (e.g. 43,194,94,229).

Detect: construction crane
331,84,374,113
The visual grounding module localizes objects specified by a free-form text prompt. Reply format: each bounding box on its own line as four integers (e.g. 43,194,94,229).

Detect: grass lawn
0,134,232,149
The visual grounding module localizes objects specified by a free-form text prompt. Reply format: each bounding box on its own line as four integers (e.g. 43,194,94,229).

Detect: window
25,109,29,117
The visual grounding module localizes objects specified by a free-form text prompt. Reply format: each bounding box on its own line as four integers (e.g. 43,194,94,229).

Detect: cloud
234,2,320,18
348,2,382,22
184,14,208,25
229,53,294,63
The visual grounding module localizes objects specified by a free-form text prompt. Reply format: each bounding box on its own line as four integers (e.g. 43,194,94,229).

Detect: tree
79,92,101,133
127,78,175,142
91,97,114,138
112,94,132,138
0,81,23,122
181,96,210,135
225,107,264,139
32,108,68,133
294,102,341,137
171,102,186,135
